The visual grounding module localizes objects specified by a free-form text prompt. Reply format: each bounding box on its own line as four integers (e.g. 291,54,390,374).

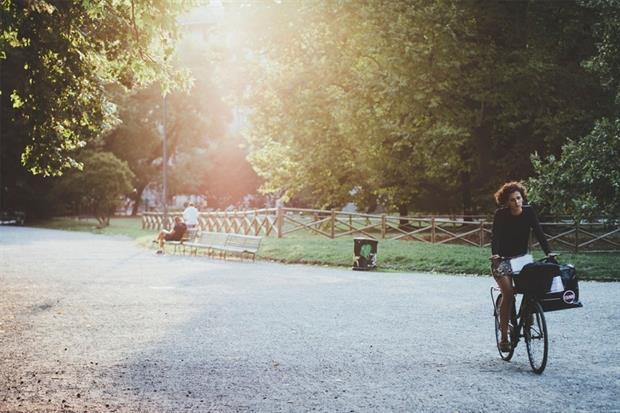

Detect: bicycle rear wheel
494,294,514,361
524,299,548,374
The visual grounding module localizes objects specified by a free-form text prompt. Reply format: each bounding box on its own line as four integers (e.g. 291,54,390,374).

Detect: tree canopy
3,0,619,219
1,0,189,175
528,0,620,220
1,1,262,216
103,24,259,213
53,151,135,226
0,0,190,213
226,0,611,214
529,118,620,220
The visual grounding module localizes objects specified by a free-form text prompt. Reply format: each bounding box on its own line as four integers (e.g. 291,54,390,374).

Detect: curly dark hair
494,181,527,207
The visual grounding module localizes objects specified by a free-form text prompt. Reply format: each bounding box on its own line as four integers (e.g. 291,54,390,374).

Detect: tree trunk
398,203,411,230
131,184,146,216
365,196,378,214
460,170,473,221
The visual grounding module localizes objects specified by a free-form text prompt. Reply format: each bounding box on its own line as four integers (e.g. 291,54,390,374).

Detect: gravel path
0,226,618,412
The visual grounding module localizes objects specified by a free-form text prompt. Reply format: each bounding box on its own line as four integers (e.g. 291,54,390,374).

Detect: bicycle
490,255,559,374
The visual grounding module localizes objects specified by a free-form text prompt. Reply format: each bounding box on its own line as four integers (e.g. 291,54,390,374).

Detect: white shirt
183,206,199,226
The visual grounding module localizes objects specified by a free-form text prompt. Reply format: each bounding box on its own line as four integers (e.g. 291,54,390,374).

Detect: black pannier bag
513,262,558,296
513,262,583,312
539,263,583,312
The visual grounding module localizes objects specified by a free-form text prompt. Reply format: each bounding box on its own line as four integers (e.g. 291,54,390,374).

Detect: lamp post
162,91,168,227
161,9,214,227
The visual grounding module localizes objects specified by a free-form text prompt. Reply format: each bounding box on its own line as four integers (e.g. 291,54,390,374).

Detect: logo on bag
563,290,576,304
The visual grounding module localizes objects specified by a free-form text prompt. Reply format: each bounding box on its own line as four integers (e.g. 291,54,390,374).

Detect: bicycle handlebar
489,253,560,261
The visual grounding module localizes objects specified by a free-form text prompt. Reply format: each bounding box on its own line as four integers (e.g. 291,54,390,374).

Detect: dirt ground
1,226,619,412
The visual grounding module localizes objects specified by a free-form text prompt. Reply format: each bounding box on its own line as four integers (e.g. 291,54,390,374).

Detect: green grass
31,217,620,281
260,234,620,280
32,216,155,244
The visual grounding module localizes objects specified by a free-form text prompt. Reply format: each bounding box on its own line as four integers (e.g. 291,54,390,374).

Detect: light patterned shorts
491,258,513,278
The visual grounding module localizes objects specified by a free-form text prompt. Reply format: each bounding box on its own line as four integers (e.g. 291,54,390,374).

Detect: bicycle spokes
492,289,549,373
526,315,543,339
524,301,549,374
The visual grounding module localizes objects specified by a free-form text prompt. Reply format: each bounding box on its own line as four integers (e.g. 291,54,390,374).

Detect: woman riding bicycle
491,181,552,352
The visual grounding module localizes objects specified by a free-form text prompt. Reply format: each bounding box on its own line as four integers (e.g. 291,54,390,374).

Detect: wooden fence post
575,220,579,253
277,207,284,238
431,217,436,243
381,214,386,239
479,221,484,247
331,209,336,239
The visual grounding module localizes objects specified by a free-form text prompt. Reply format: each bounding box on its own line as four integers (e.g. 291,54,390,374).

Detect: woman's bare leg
157,231,167,249
495,275,514,342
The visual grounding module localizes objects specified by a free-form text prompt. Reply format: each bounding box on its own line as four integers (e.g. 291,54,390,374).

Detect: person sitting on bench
155,216,187,254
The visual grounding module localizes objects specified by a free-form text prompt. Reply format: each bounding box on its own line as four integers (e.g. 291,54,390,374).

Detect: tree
54,151,135,226
103,27,246,214
403,0,609,213
528,118,620,220
229,0,607,215
581,0,620,103
172,135,261,209
231,1,470,212
232,1,368,209
102,85,163,215
528,1,620,220
0,0,188,214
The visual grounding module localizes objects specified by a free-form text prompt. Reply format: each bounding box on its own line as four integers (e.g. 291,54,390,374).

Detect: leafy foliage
581,0,620,103
3,0,618,220
54,151,135,226
227,0,608,214
0,0,188,176
103,28,259,212
529,118,620,220
529,0,620,220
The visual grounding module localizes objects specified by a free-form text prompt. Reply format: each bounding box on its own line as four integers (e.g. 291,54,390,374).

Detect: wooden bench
185,231,228,256
221,233,262,261
185,232,262,261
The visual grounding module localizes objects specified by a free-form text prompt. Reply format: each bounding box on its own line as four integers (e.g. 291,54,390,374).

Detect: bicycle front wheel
524,299,548,374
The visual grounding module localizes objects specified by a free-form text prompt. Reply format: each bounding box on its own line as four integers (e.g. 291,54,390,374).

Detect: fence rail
141,208,620,252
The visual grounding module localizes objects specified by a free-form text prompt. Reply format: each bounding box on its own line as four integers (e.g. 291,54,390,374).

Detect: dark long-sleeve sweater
491,205,550,257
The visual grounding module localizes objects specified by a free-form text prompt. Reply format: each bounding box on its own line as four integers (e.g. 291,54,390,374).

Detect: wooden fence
141,208,620,252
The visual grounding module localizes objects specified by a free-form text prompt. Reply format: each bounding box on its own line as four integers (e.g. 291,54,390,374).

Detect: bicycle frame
491,285,549,373
490,255,558,374
491,287,533,344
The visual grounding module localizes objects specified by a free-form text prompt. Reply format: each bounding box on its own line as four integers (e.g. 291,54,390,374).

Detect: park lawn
31,217,620,281
259,234,620,281
32,216,154,241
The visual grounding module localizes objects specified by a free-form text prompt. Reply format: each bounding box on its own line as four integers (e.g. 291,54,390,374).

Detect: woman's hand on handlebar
545,252,559,263
490,254,501,263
